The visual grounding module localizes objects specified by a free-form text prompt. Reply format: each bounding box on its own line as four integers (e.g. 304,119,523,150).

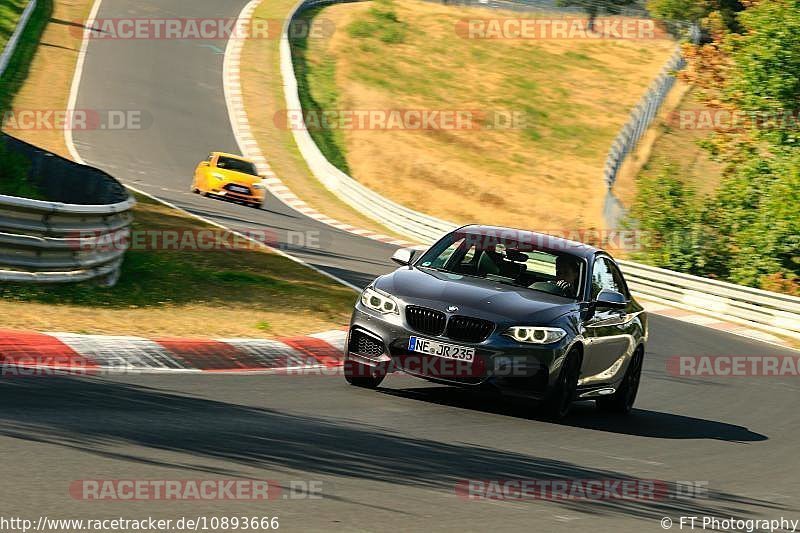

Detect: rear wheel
541,348,581,421
344,360,385,389
597,348,644,414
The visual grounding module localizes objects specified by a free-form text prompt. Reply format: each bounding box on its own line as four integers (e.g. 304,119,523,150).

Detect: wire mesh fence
603,23,700,189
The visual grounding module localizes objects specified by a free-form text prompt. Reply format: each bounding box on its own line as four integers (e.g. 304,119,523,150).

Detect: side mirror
595,289,627,309
391,247,417,266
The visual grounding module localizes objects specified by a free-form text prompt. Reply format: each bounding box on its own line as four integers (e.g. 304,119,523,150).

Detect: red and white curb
223,0,413,248
0,329,347,374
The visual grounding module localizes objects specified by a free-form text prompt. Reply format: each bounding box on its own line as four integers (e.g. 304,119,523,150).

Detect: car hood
373,267,579,324
214,168,261,185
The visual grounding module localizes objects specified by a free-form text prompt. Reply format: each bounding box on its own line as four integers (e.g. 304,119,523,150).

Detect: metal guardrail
280,0,800,342
0,135,135,286
0,5,135,286
619,260,800,341
602,24,700,190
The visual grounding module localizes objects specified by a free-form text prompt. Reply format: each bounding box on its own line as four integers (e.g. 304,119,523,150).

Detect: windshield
416,230,585,299
216,156,258,177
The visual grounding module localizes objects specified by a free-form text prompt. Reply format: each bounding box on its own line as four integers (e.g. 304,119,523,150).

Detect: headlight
360,287,399,315
504,326,566,344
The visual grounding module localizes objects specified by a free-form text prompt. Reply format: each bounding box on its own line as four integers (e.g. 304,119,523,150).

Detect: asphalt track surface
1,1,799,531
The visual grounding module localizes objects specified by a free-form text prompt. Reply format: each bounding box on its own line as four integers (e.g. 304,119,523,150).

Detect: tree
647,0,743,29
556,0,638,32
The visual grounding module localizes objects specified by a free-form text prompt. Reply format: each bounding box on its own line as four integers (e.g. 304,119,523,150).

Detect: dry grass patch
298,0,677,232
239,0,406,239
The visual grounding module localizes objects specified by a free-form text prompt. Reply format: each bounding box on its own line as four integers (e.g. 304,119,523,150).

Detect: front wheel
540,348,581,421
597,348,644,414
344,360,385,389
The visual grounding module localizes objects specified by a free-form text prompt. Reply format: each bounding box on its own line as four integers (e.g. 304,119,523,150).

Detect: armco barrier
620,260,800,341
280,0,800,341
0,5,134,286
0,134,135,285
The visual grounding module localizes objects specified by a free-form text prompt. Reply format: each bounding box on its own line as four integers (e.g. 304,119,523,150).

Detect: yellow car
191,152,266,209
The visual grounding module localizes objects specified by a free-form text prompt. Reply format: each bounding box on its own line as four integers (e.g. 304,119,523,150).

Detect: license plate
408,336,475,362
229,185,249,194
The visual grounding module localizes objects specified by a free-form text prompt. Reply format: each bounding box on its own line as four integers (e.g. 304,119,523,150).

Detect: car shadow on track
0,377,784,521
375,385,768,442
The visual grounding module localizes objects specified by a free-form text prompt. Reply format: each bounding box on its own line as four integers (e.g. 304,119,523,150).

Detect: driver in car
554,256,579,297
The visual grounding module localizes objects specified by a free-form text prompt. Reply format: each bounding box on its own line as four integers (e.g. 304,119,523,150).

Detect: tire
541,348,581,421
597,348,644,414
344,360,385,389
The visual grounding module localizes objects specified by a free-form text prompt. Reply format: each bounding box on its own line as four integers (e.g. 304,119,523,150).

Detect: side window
591,257,626,299
605,260,629,298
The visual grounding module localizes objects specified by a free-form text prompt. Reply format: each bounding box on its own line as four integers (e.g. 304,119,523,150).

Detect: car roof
212,152,253,162
456,224,602,260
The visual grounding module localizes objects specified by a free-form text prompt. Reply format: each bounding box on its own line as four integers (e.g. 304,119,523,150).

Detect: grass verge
291,0,677,232
1,0,51,198
0,194,356,337
1,0,82,157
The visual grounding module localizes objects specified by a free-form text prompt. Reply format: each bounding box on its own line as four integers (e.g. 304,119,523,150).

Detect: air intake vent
406,306,447,336
349,330,385,358
446,315,495,343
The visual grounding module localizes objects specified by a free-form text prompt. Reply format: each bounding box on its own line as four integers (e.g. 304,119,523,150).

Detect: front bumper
209,184,266,203
346,306,571,399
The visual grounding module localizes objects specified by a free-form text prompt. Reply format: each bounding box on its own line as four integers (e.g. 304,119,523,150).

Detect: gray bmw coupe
344,225,648,420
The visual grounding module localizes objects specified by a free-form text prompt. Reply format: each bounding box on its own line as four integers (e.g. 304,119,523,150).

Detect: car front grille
446,315,495,343
406,306,494,343
406,306,447,336
349,329,385,358
224,183,252,195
